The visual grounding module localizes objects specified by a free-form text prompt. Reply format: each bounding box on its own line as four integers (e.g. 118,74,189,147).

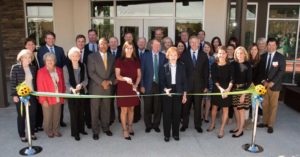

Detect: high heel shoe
128,124,134,136
232,131,243,138
217,130,224,139
123,130,131,140
206,126,215,132
229,129,238,133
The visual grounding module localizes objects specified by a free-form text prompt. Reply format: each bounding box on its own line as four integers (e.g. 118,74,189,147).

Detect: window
228,3,257,48
25,3,53,47
91,1,114,39
267,4,300,84
175,0,204,43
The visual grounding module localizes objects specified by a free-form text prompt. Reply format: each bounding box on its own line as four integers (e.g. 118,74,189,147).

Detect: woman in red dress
115,41,141,140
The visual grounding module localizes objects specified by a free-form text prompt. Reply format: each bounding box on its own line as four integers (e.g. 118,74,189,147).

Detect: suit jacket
159,62,187,94
37,45,66,68
180,49,209,92
141,51,166,94
10,64,37,96
83,44,93,65
137,49,150,60
107,47,122,59
87,52,115,95
258,51,286,91
37,67,65,105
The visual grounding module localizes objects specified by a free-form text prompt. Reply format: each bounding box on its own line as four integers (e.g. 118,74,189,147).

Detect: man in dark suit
87,38,115,140
137,37,149,59
107,36,122,125
75,34,92,129
180,36,209,133
197,30,206,52
180,31,189,49
257,38,286,134
84,29,98,56
37,31,67,127
140,39,166,133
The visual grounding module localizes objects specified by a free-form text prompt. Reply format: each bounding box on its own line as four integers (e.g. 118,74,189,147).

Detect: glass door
114,19,143,44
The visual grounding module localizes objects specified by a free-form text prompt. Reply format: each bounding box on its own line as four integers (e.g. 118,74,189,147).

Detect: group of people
10,28,285,143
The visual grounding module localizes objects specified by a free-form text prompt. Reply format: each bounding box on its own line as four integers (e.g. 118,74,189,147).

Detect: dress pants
68,99,85,137
83,98,91,127
90,98,111,134
163,86,181,138
144,82,161,129
110,85,116,123
60,104,65,123
42,103,61,134
263,88,280,127
35,101,43,129
182,88,202,129
15,98,37,137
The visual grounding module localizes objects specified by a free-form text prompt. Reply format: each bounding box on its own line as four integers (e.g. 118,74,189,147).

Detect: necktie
154,54,158,83
199,43,203,51
80,50,83,63
92,44,96,53
192,52,197,66
113,51,116,57
103,53,107,70
50,47,54,53
266,53,272,74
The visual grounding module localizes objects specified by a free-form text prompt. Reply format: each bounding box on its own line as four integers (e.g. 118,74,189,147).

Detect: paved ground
0,101,300,157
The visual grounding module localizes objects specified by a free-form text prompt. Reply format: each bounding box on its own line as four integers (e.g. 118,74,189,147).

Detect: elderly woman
63,47,88,141
37,52,65,138
10,49,37,142
159,47,187,142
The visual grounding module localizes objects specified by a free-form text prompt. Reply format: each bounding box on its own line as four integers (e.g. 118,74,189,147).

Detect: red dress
116,58,140,107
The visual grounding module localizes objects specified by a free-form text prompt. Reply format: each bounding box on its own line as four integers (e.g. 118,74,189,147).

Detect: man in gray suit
87,38,115,140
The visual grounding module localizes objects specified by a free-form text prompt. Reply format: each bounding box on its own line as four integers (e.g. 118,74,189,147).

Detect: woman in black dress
231,46,252,138
207,46,234,138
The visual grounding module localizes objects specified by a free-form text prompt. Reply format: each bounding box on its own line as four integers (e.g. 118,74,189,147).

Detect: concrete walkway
0,102,299,157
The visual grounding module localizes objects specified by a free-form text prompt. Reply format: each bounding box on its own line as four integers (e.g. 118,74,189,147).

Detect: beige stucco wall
52,0,228,50
203,0,228,43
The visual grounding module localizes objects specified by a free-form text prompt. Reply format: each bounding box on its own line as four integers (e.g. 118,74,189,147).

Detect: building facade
0,0,299,106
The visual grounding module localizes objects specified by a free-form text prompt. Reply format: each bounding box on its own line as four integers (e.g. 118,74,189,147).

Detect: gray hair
68,47,81,59
43,52,57,64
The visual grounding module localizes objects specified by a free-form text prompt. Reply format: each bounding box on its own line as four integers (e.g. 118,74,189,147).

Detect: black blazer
37,45,66,68
159,62,187,94
180,49,209,92
83,44,93,65
107,47,122,59
258,52,286,91
10,64,37,96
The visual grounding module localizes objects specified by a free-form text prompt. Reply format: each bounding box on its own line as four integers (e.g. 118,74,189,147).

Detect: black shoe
80,131,88,135
60,122,67,127
145,127,152,133
37,127,44,131
109,121,114,126
93,134,99,140
105,130,113,136
153,127,161,133
180,126,187,132
204,119,209,123
31,135,37,140
124,136,131,140
173,136,180,141
164,137,170,142
232,131,243,138
20,137,27,143
75,135,80,141
229,129,238,133
257,123,267,128
196,128,203,133
267,127,274,134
